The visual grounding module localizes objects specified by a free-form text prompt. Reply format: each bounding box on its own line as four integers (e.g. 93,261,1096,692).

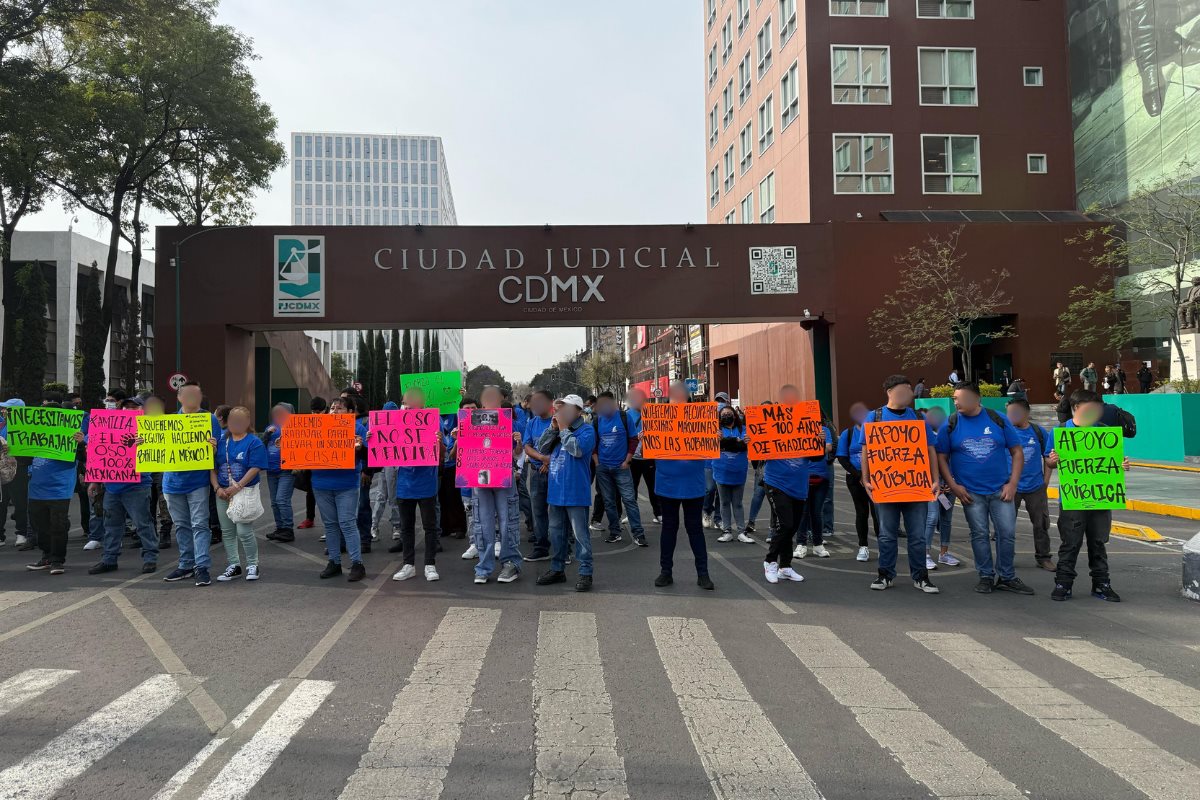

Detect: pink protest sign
454,408,514,488
85,409,142,483
367,409,440,467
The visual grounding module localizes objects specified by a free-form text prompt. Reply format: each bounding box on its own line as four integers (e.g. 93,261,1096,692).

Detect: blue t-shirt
712,426,748,486
836,426,863,471
215,433,268,488
655,459,707,500
548,422,596,507
396,465,438,499
163,413,221,495
935,410,1022,496
1010,423,1051,494
311,417,368,491
29,457,77,500
524,414,553,455
807,425,835,481
594,411,631,467
264,426,283,472
764,456,810,500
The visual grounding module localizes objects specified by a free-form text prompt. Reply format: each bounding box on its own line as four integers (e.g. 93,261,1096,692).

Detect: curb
1129,461,1200,474
1046,487,1200,523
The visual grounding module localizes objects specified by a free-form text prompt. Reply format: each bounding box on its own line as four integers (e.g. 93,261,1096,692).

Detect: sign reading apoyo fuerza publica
1054,426,1126,511
275,235,325,318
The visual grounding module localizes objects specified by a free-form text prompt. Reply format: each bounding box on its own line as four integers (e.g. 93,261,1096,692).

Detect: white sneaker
370,526,379,541
424,565,440,582
83,540,101,551
15,534,27,547
737,532,755,543
856,546,870,562
391,529,401,540
620,516,629,525
926,555,938,571
473,575,487,584
812,545,830,558
763,561,780,584
245,565,259,581
494,541,501,557
702,514,714,529
779,567,805,582
652,516,662,524
717,531,734,542
392,564,416,581
589,522,604,532
461,544,479,559
793,544,808,559
319,533,326,541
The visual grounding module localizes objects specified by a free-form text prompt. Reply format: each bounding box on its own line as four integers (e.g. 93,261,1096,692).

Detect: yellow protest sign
135,413,215,472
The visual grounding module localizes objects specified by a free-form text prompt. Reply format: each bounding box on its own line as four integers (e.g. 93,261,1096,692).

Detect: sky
23,1,706,382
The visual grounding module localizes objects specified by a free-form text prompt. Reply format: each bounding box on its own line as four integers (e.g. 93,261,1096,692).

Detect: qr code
748,246,798,295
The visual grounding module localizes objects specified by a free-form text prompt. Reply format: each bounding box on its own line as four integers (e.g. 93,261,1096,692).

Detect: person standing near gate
1080,362,1099,392
212,406,267,582
470,386,522,584
315,397,368,582
88,397,158,576
389,388,441,583
1053,362,1072,395
1005,399,1055,572
24,406,83,576
624,387,661,524
535,394,597,591
263,402,296,543
761,385,812,586
162,382,220,587
592,391,645,546
654,381,715,591
521,390,555,562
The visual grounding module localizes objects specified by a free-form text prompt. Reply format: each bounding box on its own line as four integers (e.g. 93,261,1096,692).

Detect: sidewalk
1050,464,1200,520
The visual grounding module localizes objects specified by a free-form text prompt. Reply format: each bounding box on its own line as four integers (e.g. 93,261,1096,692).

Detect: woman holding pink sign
462,386,523,585
389,388,442,583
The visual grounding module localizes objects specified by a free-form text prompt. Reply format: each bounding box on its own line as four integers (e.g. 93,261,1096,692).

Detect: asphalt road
0,480,1197,800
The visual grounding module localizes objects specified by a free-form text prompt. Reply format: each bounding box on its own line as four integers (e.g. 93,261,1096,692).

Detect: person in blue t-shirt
624,387,662,524
263,402,296,543
1006,398,1055,571
521,389,556,561
437,406,467,540
512,396,534,537
654,382,714,591
935,381,1032,596
24,405,83,575
762,385,813,585
533,394,597,591
860,376,941,594
836,402,877,562
592,391,646,547
88,397,157,576
713,405,752,544
212,406,268,582
465,386,522,584
313,396,368,582
795,420,835,556
921,406,961,572
160,381,220,587
386,388,443,583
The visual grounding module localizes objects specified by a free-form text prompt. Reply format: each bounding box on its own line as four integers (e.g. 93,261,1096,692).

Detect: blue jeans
315,487,362,564
702,470,722,524
267,471,295,530
518,461,533,531
528,467,550,556
962,492,1017,581
549,504,592,575
88,513,104,543
715,482,745,532
822,486,834,533
102,486,157,565
797,478,829,545
876,501,927,581
165,486,211,571
596,464,644,537
926,498,955,548
474,484,520,578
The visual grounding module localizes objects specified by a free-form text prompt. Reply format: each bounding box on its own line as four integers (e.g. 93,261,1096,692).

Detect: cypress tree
423,330,433,372
355,332,369,387
432,332,443,371
77,271,106,410
401,329,414,374
372,330,387,408
9,263,49,403
387,328,402,401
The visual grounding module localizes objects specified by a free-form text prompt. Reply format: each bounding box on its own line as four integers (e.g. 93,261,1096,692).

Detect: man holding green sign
400,371,462,415
6,406,86,461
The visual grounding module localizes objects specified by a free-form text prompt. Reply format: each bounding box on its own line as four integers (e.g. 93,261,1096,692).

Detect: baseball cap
0,398,25,408
715,392,731,402
561,394,586,410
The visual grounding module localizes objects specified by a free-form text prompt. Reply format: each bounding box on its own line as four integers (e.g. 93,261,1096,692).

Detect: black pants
305,488,316,521
1055,509,1111,585
630,458,661,517
75,476,90,532
31,498,70,565
765,487,806,569
658,496,707,577
398,496,438,566
845,472,879,547
438,467,467,536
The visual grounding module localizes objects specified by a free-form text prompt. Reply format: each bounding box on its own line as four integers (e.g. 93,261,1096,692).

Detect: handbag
223,437,264,523
0,437,17,485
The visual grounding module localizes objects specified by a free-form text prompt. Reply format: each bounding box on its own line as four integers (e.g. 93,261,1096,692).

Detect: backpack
1099,403,1137,439
946,407,1007,442
0,437,16,485
593,409,632,441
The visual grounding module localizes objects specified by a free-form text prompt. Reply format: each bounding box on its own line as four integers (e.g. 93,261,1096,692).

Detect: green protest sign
400,371,462,415
1054,426,1126,511
5,407,85,461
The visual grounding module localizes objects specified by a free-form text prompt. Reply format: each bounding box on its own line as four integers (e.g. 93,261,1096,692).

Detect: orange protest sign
744,402,825,459
280,414,356,470
639,402,720,460
862,420,935,503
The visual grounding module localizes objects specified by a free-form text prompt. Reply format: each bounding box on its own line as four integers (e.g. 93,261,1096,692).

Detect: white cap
561,394,586,410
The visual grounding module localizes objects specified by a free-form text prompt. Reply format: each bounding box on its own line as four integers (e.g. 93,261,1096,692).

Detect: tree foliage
580,349,631,394
400,329,413,374
330,351,352,391
386,328,401,401
371,330,387,409
465,364,511,402
7,261,49,401
529,352,586,399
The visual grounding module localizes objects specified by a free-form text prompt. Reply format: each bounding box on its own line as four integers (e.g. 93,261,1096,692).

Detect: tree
386,328,401,401
529,351,586,399
581,350,631,394
330,352,352,391
868,228,1014,382
372,330,387,409
355,332,368,388
76,268,105,408
510,381,532,402
119,290,141,394
401,329,414,374
465,364,511,401
431,332,443,371
6,261,48,402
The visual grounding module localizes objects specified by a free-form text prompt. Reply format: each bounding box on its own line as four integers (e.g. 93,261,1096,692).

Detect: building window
830,0,887,14
757,17,773,78
919,48,977,105
779,0,797,46
781,62,800,128
725,210,736,224
737,0,750,36
709,44,718,88
1023,66,1043,86
722,14,733,63
707,0,717,29
710,165,720,208
741,192,754,223
709,104,719,149
724,145,735,192
833,134,893,193
722,80,734,129
757,94,775,153
832,46,890,104
1027,154,1047,174
738,52,752,106
922,134,980,194
759,173,776,223
739,121,754,173
917,0,973,18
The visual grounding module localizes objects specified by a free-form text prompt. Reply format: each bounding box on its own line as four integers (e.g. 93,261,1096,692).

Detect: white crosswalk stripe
912,631,1200,800
648,616,824,800
0,673,184,800
771,624,1024,799
1027,637,1200,728
338,606,501,800
0,668,77,719
533,611,629,799
0,591,48,613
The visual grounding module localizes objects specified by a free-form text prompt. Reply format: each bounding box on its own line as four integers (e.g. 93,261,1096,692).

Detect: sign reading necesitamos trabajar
1054,426,1127,511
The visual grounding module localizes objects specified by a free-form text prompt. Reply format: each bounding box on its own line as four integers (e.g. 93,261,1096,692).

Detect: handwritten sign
6,407,85,462
1054,426,1126,511
400,371,463,415
744,402,824,459
85,409,141,482
454,408,513,488
368,409,440,467
136,414,214,472
640,402,720,460
863,420,935,503
280,414,356,470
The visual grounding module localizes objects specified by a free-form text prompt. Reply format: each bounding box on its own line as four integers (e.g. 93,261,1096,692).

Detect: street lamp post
170,226,249,374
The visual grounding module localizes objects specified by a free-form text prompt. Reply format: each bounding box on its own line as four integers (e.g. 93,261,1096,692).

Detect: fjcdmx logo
274,236,325,317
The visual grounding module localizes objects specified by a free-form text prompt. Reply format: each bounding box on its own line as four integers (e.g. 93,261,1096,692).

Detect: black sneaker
26,558,52,571
348,562,366,582
869,571,893,591
536,570,566,585
744,522,756,533
88,562,118,575
634,536,648,547
17,539,36,551
524,551,550,562
319,561,342,579
975,577,995,594
995,577,1035,596
158,533,173,550
575,575,593,592
913,571,940,594
210,531,222,545
1051,583,1073,601
1091,583,1121,602
194,569,211,586
274,528,295,543
697,574,714,591
603,534,622,544
360,542,372,554
49,563,65,575
654,572,673,587
266,529,282,541
164,567,195,582
142,562,157,574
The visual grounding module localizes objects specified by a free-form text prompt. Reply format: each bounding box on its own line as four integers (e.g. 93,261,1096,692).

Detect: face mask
104,400,117,409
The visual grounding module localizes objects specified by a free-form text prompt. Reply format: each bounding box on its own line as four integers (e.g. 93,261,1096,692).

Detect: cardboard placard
280,414,356,470
639,402,720,460
367,409,440,467
454,408,513,488
5,407,85,461
1054,426,1127,510
862,420,935,503
85,409,141,482
744,402,825,459
400,371,463,415
136,413,215,472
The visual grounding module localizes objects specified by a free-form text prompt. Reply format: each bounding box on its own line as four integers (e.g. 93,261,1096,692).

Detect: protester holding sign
23,402,83,575
713,406,752,544
387,388,443,582
263,403,297,543
400,370,463,415
761,385,813,585
313,397,369,582
212,407,268,582
462,386,521,585
88,399,157,576
0,398,32,549
6,405,85,461
592,391,645,547
1046,389,1130,602
534,393,597,592
157,382,220,587
653,382,714,591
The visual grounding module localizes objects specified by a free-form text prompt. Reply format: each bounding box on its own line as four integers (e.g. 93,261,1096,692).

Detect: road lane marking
648,616,823,800
708,551,797,614
912,631,1200,800
0,674,183,800
338,606,501,800
196,680,333,800
1027,637,1200,727
0,668,77,718
533,611,628,799
0,591,48,613
771,624,1024,799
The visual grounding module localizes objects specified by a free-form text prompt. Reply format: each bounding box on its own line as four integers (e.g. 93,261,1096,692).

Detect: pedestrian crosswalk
1,611,1199,800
